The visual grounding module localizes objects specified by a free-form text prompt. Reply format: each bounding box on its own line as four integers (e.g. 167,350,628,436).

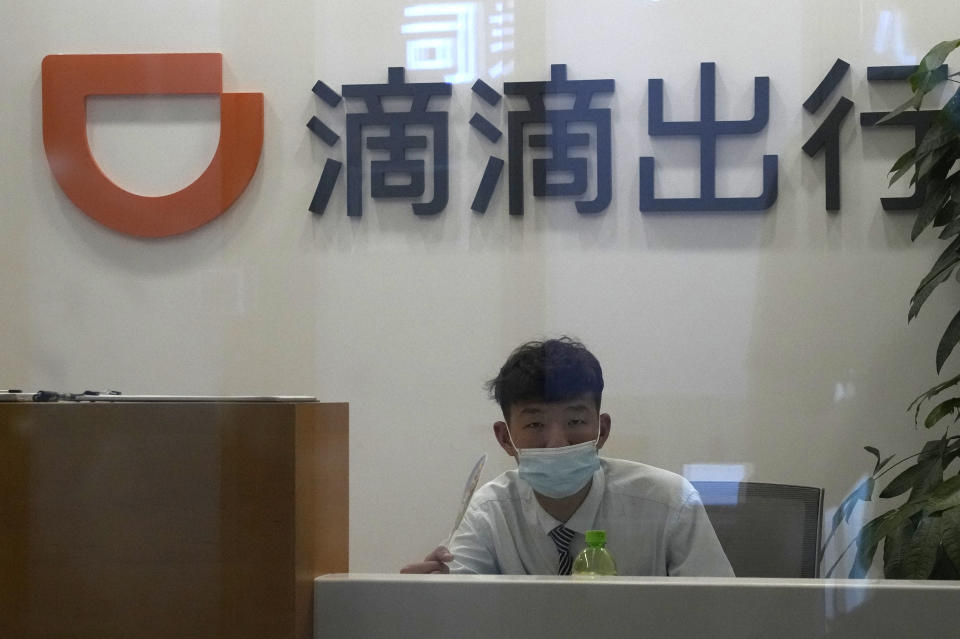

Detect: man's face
500,393,609,451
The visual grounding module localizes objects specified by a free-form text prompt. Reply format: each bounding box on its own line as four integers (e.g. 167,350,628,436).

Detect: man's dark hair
485,337,604,417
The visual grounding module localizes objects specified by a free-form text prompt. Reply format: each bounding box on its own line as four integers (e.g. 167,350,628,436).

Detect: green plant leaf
941,506,960,573
888,148,917,186
936,307,960,372
924,397,960,428
905,130,959,194
937,203,960,238
895,498,930,522
903,514,943,579
915,146,960,190
909,40,960,92
877,453,896,473
828,500,927,577
915,121,957,163
909,258,957,322
850,543,878,578
931,473,960,497
912,63,950,94
877,91,926,126
939,219,960,239
925,474,960,514
909,374,960,422
910,218,960,319
910,266,953,320
934,196,960,225
917,435,948,462
925,399,960,430
849,512,893,578
880,461,929,499
913,149,943,185
944,438,960,467
919,42,960,78
849,507,923,577
912,458,945,500
882,520,913,578
942,87,960,133
864,446,891,474
913,230,960,282
907,439,946,501
890,147,926,184
911,181,951,240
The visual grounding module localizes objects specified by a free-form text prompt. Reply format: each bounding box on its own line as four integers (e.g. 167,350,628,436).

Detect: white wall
2,0,958,576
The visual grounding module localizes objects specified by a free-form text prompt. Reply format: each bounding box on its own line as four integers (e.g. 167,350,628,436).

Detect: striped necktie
548,524,575,575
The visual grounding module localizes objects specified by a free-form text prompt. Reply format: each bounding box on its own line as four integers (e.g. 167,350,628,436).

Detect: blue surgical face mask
507,428,601,499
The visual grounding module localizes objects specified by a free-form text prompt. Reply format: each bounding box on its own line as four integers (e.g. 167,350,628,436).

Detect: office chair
691,481,824,578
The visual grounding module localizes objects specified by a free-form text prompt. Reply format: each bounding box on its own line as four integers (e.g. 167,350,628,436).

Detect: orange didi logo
42,53,263,238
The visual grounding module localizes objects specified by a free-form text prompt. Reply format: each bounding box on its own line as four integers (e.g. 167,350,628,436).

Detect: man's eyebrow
564,404,589,413
518,406,543,415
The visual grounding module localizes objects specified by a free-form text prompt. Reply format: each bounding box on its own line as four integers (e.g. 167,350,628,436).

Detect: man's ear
493,421,517,457
597,413,612,450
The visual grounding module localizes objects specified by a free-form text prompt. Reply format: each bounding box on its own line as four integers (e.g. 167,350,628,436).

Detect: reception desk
314,574,960,638
0,400,348,639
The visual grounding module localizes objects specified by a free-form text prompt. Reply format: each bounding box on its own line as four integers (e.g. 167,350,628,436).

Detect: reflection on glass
486,1,514,78
873,10,913,63
402,1,514,82
684,463,751,483
403,3,478,83
685,463,751,505
833,380,856,402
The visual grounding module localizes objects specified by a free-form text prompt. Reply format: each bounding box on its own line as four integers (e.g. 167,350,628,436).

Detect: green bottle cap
585,529,606,546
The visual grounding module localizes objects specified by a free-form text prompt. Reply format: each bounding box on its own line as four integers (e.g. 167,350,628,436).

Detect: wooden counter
0,400,348,639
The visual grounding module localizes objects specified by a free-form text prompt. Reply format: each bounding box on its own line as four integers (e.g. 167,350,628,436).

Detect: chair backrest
691,481,824,578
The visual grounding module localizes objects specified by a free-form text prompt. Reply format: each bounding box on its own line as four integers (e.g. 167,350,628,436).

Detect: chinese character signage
309,60,947,218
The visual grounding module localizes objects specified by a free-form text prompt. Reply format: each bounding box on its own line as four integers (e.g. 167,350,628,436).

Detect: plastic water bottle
572,529,618,576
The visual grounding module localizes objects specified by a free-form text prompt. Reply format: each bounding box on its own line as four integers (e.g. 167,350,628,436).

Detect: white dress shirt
448,457,734,576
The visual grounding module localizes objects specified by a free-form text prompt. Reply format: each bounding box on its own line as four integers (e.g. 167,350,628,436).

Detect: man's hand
400,546,454,574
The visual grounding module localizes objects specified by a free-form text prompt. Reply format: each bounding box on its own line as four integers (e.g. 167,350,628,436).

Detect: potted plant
821,38,960,579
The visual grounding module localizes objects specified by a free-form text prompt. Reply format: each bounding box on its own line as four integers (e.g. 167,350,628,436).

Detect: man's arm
445,503,500,574
400,501,500,574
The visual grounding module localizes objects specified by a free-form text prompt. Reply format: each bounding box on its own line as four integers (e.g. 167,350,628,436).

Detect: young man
402,337,733,576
